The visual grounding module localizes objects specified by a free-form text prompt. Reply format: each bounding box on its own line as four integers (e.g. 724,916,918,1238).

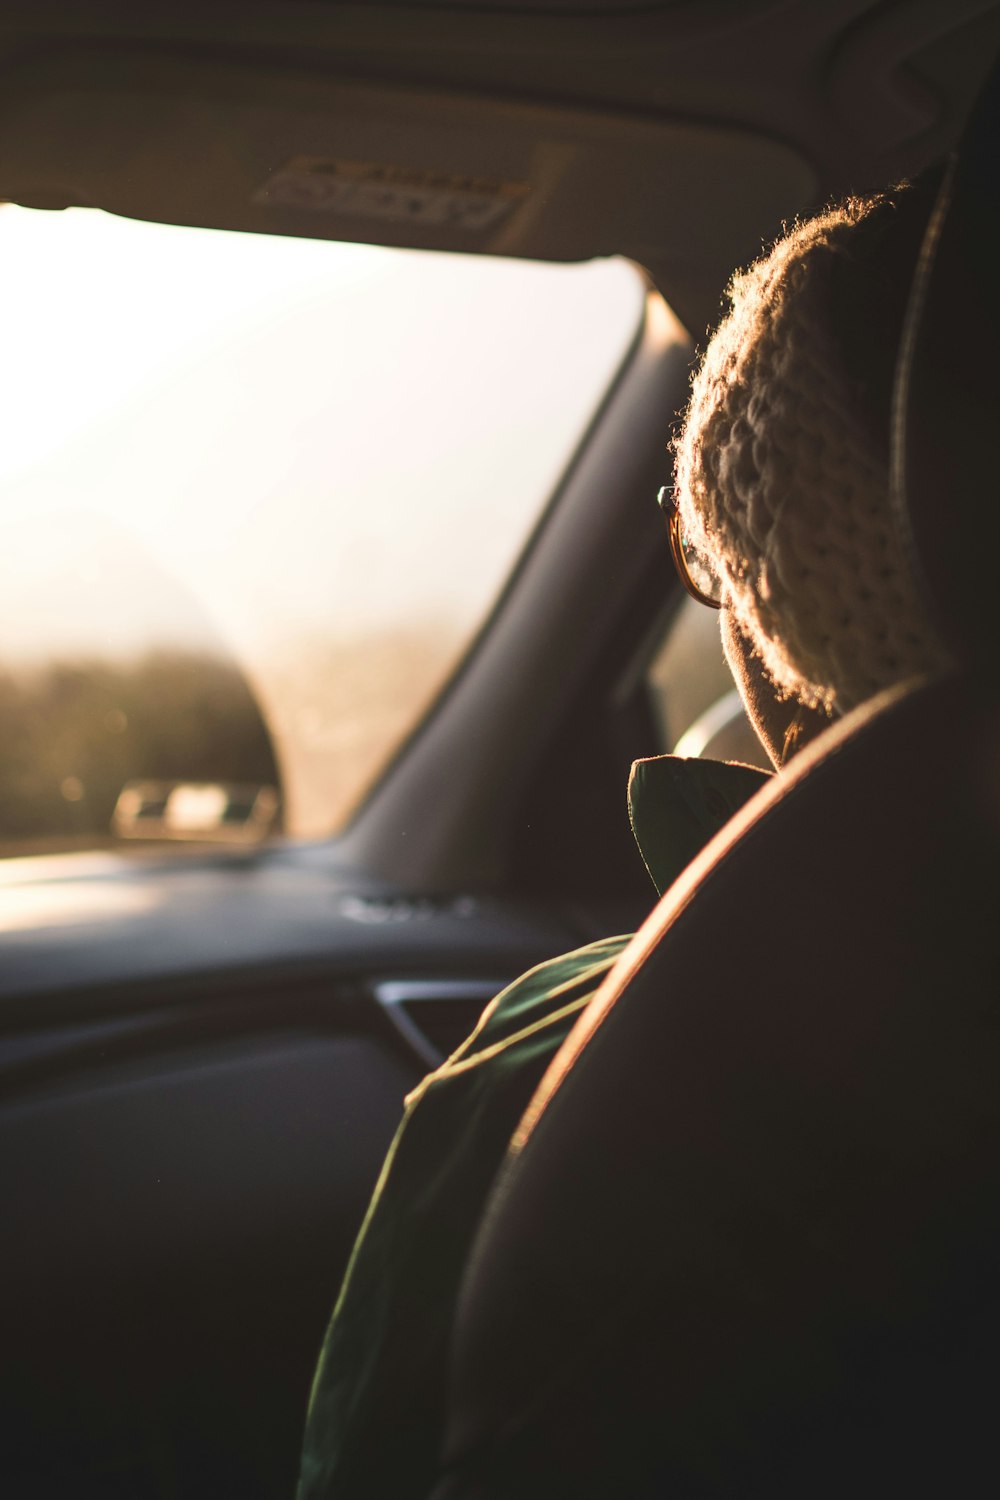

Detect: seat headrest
892,53,1000,668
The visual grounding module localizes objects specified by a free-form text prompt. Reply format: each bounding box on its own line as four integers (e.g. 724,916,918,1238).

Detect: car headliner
0,0,997,334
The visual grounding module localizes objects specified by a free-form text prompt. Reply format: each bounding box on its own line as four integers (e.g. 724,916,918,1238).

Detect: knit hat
672,191,951,713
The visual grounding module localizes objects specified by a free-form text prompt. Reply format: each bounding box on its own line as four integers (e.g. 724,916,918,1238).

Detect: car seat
428,60,1000,1500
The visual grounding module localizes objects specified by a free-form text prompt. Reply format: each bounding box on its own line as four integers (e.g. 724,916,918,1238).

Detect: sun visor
0,49,814,286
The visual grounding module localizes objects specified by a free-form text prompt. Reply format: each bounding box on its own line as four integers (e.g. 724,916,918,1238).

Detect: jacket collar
628,755,771,896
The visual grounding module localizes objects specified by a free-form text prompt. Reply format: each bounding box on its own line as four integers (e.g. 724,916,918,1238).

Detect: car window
0,207,645,857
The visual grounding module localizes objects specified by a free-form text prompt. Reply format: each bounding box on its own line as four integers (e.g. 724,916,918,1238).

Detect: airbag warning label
254,156,530,231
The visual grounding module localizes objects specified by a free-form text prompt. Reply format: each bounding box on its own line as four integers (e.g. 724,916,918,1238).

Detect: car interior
1,3,998,1496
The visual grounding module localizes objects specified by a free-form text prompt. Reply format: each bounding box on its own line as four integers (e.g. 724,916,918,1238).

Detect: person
297,179,950,1500
297,752,767,1500
670,183,949,746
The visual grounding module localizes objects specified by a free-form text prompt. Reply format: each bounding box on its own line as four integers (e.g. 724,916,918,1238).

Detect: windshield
0,207,644,856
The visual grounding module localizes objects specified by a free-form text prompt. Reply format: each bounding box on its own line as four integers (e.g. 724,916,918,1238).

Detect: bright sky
0,206,644,667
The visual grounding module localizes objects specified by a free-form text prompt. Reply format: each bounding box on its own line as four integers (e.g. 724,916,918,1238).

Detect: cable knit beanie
673,187,951,713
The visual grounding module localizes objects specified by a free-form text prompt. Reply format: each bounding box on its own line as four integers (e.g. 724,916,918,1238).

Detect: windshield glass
0,207,644,856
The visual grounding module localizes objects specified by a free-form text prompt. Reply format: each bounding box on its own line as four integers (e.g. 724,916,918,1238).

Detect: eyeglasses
658,485,724,609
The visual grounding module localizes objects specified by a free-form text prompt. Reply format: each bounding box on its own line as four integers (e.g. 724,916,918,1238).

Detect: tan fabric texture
673,197,950,712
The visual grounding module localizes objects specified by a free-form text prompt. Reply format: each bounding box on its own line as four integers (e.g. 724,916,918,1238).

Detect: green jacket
298,755,769,1499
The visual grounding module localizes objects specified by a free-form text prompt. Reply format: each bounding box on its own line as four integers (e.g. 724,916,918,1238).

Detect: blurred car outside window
0,206,645,857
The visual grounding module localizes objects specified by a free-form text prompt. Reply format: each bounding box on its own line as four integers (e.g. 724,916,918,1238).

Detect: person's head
670,181,952,764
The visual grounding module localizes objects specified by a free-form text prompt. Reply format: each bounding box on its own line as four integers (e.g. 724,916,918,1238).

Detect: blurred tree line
0,650,279,853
